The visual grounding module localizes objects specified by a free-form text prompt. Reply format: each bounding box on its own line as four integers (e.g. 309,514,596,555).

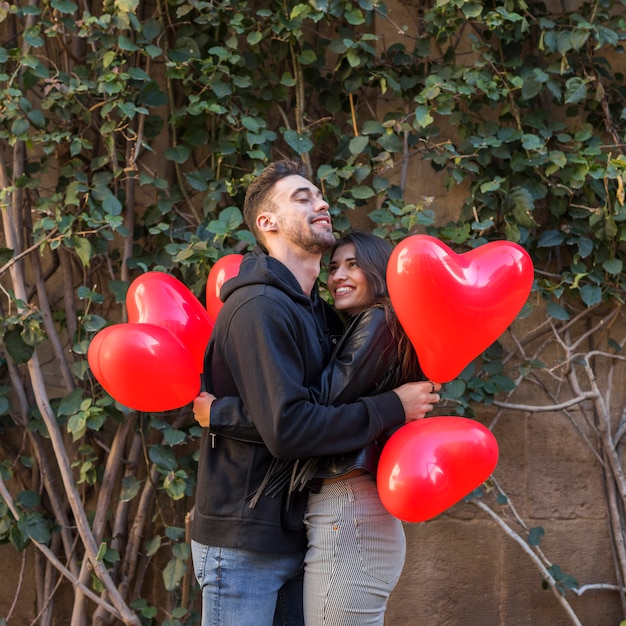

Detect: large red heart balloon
387,235,533,382
126,271,213,373
88,323,200,412
377,416,499,522
206,254,243,322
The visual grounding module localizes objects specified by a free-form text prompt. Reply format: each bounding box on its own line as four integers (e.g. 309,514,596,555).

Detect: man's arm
204,306,440,452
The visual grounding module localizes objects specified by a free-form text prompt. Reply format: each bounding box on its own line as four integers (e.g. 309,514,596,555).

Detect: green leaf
280,72,296,87
165,526,185,541
603,258,623,275
283,130,314,154
82,314,108,333
102,194,122,216
348,135,369,156
149,445,177,471
163,557,187,591
537,230,564,247
509,186,537,227
247,31,263,45
570,28,590,51
579,284,602,307
461,2,483,18
51,0,78,12
564,77,587,104
185,170,209,192
0,395,11,415
172,542,190,560
17,490,40,510
0,246,14,266
57,389,86,416
218,206,243,230
557,31,572,55
11,118,30,136
67,414,87,441
576,237,594,258
378,131,402,152
163,426,186,446
144,535,162,556
18,512,50,545
140,605,157,619
165,145,191,164
120,476,142,502
3,328,34,364
521,77,544,100
608,338,622,353
109,280,130,303
442,379,466,399
546,301,570,320
164,470,188,500
96,541,108,561
73,237,92,267
528,526,544,546
117,0,139,11
548,564,578,591
350,185,374,200
299,49,317,65
10,524,29,551
413,104,433,128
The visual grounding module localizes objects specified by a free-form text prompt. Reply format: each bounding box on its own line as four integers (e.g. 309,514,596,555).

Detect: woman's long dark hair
330,231,423,383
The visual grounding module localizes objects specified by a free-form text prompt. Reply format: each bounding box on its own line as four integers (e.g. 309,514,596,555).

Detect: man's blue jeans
191,540,305,626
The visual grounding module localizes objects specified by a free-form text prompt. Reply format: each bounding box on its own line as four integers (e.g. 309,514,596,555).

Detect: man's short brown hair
243,159,308,244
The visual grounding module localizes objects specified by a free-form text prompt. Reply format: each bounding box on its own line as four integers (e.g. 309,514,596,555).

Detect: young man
191,160,438,626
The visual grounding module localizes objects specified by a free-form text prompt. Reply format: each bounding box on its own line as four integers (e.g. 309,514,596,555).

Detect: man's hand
393,380,442,423
193,391,216,428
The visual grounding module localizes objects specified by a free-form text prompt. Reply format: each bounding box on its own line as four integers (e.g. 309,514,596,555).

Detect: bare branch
493,391,597,412
473,499,583,626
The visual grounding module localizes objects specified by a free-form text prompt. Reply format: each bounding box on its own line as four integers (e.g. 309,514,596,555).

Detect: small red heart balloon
377,416,499,522
88,323,200,412
206,254,243,322
387,235,533,382
126,271,213,373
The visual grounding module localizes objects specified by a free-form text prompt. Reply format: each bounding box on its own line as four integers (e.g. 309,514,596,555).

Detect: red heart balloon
206,254,243,322
387,235,533,382
126,271,213,373
88,323,200,412
377,416,499,522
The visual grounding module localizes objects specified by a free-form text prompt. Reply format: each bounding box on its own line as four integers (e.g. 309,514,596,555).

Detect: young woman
299,231,426,626
194,231,438,625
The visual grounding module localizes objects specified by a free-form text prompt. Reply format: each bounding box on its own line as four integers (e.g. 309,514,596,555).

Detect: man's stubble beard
282,219,335,255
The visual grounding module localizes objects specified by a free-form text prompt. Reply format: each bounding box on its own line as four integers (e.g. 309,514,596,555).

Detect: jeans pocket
190,540,209,587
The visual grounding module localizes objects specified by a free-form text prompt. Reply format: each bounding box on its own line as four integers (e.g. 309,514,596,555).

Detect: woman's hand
193,391,216,428
393,380,442,423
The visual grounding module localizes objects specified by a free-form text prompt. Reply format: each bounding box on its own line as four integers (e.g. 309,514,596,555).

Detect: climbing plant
1,0,626,623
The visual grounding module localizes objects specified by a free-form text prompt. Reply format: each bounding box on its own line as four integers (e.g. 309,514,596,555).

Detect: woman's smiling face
327,243,374,316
